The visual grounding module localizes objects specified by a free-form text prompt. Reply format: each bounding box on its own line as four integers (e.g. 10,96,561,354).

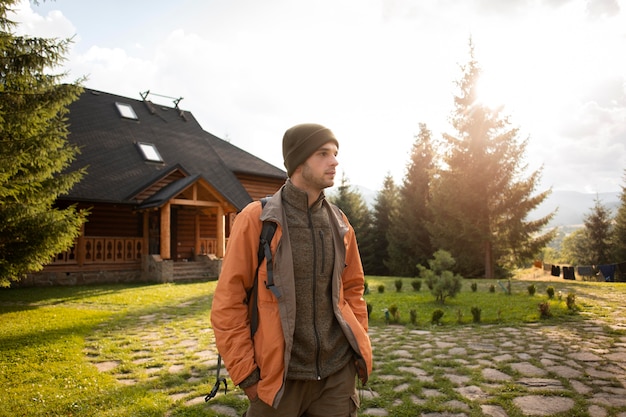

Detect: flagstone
480,404,508,417
517,378,564,390
361,408,388,416
546,365,583,378
455,385,488,401
482,368,512,382
512,395,574,416
510,362,547,376
569,351,603,361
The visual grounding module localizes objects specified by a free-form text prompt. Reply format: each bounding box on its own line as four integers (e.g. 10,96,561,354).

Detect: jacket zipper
319,230,325,275
308,210,322,380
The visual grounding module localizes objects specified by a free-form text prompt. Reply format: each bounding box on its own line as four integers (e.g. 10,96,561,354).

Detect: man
211,123,372,416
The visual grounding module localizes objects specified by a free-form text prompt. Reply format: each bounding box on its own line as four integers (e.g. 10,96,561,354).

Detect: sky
9,0,626,195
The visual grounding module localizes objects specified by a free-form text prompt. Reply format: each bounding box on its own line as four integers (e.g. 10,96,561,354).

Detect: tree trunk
484,240,494,279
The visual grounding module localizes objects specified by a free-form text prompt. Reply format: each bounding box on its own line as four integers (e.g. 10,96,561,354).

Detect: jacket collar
283,179,325,212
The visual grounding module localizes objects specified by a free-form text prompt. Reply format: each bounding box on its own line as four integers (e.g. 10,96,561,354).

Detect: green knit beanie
282,123,339,177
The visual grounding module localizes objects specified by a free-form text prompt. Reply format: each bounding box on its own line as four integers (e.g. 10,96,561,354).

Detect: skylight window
115,102,138,120
137,142,163,163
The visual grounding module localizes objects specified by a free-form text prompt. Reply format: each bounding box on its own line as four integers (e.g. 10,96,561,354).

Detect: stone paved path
87,283,626,416
360,321,626,416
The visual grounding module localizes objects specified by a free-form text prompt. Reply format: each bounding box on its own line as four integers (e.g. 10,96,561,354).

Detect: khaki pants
244,361,359,417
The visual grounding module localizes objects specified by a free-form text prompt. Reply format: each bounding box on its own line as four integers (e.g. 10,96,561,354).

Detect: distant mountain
354,185,377,207
531,190,621,227
349,185,622,228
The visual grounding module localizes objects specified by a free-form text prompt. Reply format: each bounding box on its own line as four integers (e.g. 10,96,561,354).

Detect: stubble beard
301,165,334,191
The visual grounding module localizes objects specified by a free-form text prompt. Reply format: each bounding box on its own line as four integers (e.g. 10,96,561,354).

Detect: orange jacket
210,190,372,408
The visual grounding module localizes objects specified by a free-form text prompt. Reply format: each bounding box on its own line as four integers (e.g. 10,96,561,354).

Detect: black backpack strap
260,221,280,298
205,354,227,401
249,197,279,337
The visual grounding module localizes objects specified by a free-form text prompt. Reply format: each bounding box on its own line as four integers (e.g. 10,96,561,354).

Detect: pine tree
583,197,613,265
429,41,554,278
611,172,626,262
328,173,373,270
386,123,435,277
560,228,590,265
365,173,397,276
0,1,87,286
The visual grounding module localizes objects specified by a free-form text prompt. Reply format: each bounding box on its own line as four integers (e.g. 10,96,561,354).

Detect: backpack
206,197,277,402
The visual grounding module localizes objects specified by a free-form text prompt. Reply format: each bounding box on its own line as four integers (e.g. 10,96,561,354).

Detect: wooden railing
198,238,218,255
51,237,143,265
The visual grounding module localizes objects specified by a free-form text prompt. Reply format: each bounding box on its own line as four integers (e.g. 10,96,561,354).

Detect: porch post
160,203,171,259
194,212,200,255
216,205,225,258
142,211,149,257
77,223,85,266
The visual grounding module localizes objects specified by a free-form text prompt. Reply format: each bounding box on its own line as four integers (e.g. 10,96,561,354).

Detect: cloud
15,0,626,194
587,0,621,18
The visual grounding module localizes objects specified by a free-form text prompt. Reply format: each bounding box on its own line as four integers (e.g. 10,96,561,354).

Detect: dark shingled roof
63,88,286,211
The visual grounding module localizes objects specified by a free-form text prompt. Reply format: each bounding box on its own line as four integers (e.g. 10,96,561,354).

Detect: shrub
471,306,481,323
364,280,369,294
539,301,552,318
456,309,463,324
409,309,418,325
431,309,444,325
377,284,385,294
395,279,403,292
419,250,462,304
546,286,555,299
366,302,373,318
527,284,536,296
388,304,399,322
470,282,478,292
411,279,422,292
566,293,577,310
489,284,495,293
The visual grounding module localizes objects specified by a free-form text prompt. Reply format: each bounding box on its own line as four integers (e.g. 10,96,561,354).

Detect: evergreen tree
366,173,397,276
328,173,373,270
386,123,435,277
583,197,613,265
0,1,87,286
429,41,554,278
560,228,590,265
611,171,626,262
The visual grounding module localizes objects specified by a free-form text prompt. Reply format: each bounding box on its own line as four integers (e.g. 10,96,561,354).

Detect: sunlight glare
476,72,511,110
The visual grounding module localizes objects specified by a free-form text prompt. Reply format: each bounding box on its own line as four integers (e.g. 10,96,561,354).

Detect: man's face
298,142,339,191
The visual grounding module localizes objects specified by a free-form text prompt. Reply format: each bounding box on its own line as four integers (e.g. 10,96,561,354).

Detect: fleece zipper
308,209,323,380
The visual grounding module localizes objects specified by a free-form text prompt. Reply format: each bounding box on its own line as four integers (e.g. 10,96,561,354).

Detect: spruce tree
328,173,373,271
611,172,626,262
0,1,87,286
429,41,554,278
366,173,397,276
560,228,590,265
386,123,435,277
583,197,613,266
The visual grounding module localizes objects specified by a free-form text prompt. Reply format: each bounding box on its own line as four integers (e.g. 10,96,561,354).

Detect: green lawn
364,277,581,326
0,276,623,416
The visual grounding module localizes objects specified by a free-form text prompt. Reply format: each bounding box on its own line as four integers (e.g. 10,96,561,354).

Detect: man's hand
243,383,258,401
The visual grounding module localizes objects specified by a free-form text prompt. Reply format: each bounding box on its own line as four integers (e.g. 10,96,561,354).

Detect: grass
0,274,624,416
364,277,581,326
0,282,226,417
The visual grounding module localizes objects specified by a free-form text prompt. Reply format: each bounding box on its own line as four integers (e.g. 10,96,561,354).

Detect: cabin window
137,142,163,163
115,102,138,120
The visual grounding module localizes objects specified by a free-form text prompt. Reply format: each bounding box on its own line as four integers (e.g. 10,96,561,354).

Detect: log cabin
23,88,286,286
